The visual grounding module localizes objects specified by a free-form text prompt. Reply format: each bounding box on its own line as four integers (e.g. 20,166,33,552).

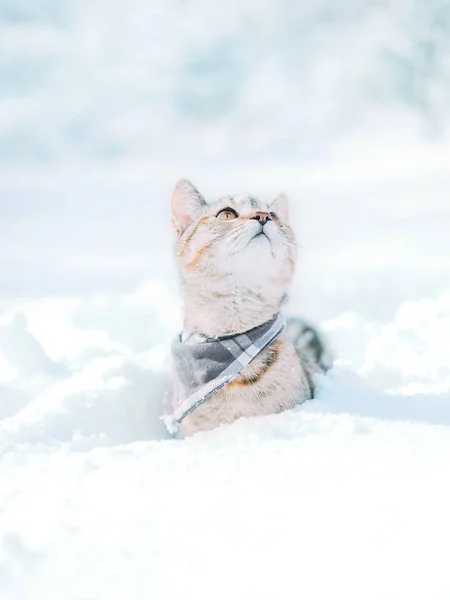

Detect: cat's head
171,179,297,291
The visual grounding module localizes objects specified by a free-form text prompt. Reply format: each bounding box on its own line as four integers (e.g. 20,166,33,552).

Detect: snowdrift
1,283,450,599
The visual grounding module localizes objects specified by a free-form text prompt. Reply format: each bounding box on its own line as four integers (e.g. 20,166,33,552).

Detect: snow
2,0,450,598
1,282,450,599
2,411,450,600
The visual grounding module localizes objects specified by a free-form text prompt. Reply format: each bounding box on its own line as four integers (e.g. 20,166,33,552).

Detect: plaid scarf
164,313,285,433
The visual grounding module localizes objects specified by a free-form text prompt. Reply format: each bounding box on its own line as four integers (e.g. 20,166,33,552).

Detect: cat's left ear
171,179,207,233
270,192,289,223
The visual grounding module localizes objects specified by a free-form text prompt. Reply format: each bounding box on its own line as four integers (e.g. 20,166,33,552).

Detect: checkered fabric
165,313,285,432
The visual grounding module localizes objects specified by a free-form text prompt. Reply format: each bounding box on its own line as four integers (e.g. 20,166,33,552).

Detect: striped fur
168,179,327,436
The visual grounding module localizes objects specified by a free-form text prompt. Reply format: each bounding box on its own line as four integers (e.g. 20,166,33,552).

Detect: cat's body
180,331,309,436
166,179,327,436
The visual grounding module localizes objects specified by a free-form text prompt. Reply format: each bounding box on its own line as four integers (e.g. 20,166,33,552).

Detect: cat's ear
171,179,207,233
270,192,289,223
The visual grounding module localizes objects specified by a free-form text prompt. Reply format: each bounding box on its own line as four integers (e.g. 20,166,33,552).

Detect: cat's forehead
210,194,270,213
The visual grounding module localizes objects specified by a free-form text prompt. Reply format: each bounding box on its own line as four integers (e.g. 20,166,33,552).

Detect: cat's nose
252,211,272,226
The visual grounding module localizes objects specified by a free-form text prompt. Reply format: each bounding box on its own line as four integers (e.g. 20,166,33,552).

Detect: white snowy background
1,1,450,598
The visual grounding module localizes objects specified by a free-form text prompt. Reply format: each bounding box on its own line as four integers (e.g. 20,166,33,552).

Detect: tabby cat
164,179,327,436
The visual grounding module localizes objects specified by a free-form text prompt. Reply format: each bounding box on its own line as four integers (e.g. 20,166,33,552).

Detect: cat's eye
217,208,238,221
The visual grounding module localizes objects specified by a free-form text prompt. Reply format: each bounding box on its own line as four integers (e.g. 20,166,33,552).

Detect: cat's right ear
171,179,207,234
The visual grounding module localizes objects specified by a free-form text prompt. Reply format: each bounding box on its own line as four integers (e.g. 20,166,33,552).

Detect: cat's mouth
251,229,278,259
247,230,274,254
253,231,270,244
255,231,267,238
242,226,276,256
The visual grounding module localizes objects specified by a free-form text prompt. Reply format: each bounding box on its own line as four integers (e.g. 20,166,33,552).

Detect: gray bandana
164,313,285,433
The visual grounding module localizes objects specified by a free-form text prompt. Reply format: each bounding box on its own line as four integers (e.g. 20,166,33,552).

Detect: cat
164,179,328,437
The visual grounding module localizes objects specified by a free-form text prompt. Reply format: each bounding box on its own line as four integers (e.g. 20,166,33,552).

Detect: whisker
286,239,303,250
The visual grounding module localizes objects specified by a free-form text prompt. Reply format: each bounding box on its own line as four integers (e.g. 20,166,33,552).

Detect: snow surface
1,273,450,599
2,0,450,598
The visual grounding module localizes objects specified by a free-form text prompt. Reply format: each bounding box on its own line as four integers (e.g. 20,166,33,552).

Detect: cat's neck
182,275,284,336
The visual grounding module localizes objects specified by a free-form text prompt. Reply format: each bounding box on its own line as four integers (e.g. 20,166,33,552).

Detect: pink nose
252,211,272,226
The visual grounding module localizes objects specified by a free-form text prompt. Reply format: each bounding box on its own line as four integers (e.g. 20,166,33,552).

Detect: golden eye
217,208,238,221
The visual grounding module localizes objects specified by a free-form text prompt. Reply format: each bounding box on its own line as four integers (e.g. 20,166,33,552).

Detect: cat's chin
250,231,281,260
226,238,284,279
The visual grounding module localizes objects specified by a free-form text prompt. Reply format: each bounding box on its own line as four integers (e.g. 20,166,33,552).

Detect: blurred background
1,0,450,321
1,0,450,430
